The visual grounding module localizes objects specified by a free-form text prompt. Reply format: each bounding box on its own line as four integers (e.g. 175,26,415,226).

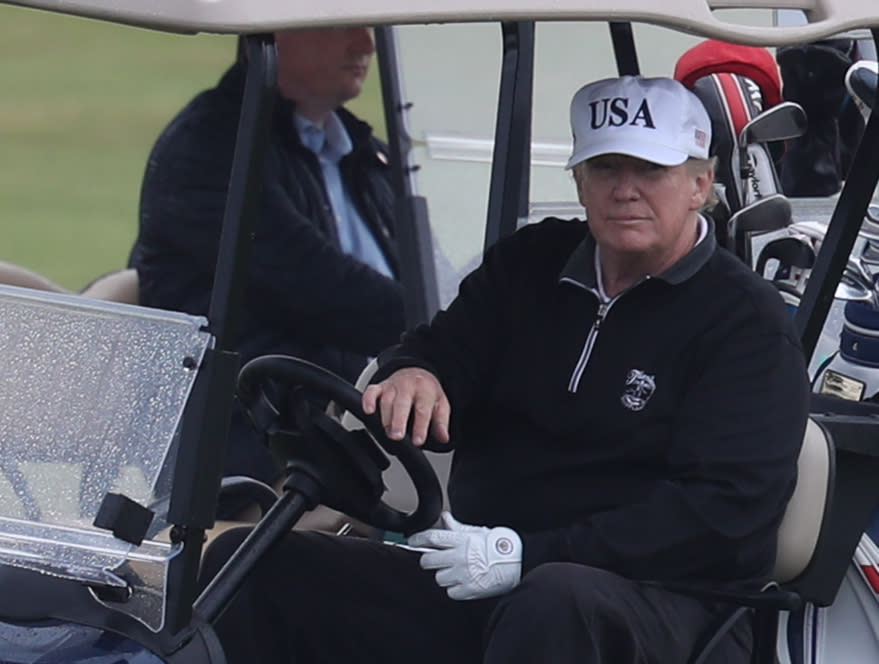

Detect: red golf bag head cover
674,40,784,223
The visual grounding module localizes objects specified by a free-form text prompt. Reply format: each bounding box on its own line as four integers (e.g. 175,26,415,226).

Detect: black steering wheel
236,355,443,536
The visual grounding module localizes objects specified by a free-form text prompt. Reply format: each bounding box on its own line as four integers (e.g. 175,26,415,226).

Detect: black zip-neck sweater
381,216,809,587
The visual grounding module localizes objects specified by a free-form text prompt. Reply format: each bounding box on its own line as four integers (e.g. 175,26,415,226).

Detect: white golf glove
407,511,522,600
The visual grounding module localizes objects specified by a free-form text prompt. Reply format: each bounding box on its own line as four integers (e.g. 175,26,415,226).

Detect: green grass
0,6,383,290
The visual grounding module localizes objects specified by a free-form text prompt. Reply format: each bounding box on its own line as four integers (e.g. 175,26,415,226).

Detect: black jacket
382,217,809,586
129,61,405,484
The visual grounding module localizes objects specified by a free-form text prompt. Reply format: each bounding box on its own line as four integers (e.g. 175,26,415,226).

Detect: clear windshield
0,285,212,631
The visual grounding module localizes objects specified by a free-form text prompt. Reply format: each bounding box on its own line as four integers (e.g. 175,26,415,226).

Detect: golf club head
788,222,879,304
845,59,878,123
862,205,879,245
862,240,879,267
728,194,793,265
737,101,808,149
727,194,793,267
788,221,828,243
837,271,876,304
731,194,793,232
735,103,805,207
846,256,875,291
755,235,816,278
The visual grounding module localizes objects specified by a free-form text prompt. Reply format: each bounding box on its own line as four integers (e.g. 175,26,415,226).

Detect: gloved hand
407,511,522,600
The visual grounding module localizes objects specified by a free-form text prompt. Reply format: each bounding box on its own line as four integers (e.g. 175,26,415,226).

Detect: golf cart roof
4,0,879,44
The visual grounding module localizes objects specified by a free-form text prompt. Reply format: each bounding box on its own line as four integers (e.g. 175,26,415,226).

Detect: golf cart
1,0,879,663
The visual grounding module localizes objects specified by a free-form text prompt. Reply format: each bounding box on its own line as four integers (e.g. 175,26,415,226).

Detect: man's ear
691,166,715,210
573,165,589,208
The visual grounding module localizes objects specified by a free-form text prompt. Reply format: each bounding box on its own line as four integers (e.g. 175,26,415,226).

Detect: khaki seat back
772,417,833,584
687,419,835,664
81,268,139,304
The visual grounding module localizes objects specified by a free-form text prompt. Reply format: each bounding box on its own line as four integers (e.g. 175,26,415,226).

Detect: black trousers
199,528,751,664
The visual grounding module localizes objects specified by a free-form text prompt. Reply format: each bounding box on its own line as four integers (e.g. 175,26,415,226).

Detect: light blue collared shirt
294,112,393,278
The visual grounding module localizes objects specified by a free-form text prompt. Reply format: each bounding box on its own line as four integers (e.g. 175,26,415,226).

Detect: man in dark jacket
128,28,405,497
201,76,809,663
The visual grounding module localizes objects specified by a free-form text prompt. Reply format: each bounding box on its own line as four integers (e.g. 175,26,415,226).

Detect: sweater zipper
568,301,611,393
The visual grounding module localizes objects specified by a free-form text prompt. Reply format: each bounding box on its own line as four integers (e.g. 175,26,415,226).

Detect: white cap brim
565,137,690,170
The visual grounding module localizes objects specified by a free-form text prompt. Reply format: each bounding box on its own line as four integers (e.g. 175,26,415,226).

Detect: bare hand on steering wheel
362,367,451,447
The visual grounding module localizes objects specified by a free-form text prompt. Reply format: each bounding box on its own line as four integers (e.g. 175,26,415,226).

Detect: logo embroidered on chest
621,369,656,412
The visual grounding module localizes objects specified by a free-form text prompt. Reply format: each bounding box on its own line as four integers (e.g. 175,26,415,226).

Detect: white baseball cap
566,75,711,169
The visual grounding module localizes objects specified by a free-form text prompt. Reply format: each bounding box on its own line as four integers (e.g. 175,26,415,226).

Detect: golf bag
814,300,879,403
779,511,879,663
776,39,866,197
782,256,879,662
674,39,791,263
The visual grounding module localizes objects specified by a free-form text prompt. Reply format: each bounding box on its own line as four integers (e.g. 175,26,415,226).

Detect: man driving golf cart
201,75,809,664
4,3,879,664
